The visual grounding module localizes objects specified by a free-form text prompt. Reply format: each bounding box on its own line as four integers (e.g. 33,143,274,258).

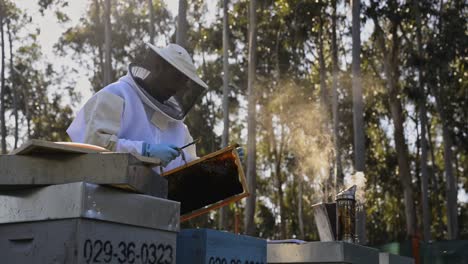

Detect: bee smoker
335,185,357,243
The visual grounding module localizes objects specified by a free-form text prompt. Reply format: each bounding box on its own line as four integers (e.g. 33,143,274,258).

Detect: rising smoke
262,79,335,201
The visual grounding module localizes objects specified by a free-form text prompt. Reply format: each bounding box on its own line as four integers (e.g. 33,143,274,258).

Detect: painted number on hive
208,257,264,264
83,239,173,264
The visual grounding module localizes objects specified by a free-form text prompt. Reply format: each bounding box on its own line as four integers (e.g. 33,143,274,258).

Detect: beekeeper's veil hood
129,43,208,121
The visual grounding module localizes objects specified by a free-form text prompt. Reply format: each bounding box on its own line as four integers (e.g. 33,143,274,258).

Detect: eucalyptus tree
148,0,156,43
176,0,188,48
331,0,342,189
413,0,431,241
244,0,258,236
0,0,6,153
219,0,231,230
427,0,465,239
367,0,416,237
103,0,112,84
351,0,365,173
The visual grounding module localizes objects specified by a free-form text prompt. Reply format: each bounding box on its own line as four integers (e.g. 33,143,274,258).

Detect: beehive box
0,182,180,264
0,139,166,197
0,219,177,264
267,241,379,263
0,182,179,228
176,229,266,264
379,252,414,264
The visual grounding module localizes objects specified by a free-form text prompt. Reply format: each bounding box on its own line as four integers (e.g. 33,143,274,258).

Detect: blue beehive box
177,228,267,264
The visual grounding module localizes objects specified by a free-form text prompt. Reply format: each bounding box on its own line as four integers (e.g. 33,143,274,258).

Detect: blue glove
236,147,245,163
142,143,180,166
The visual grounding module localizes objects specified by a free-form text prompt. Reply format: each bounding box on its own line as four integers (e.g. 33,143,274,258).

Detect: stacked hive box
267,241,379,263
379,252,414,264
0,140,180,264
267,242,413,264
176,229,267,264
268,241,414,264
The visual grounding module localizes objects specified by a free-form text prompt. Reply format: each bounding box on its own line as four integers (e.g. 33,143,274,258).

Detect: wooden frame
162,145,249,222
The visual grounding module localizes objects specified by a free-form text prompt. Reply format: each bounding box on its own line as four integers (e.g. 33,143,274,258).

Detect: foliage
0,0,74,150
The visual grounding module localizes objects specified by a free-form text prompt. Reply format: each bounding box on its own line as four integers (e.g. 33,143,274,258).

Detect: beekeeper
67,43,207,171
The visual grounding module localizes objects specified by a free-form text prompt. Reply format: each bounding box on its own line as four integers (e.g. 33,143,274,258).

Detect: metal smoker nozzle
336,185,357,200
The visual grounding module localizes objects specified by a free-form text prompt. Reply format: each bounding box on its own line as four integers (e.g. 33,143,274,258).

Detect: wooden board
10,139,108,155
9,139,161,166
312,202,336,242
0,153,168,197
162,145,249,222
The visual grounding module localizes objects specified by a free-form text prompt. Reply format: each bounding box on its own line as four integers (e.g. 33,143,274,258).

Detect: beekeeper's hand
142,143,180,166
236,147,245,163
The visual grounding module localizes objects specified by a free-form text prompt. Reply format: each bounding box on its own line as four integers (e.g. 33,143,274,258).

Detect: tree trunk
414,0,431,241
317,1,334,199
375,17,416,237
437,108,458,239
147,0,156,44
271,21,287,238
275,159,286,238
434,79,458,239
272,124,286,239
370,0,417,236
103,0,112,85
7,19,17,149
93,0,104,89
265,111,286,239
331,0,342,190
176,0,188,48
244,0,257,236
23,87,31,138
221,0,230,162
454,149,460,183
0,6,6,154
219,0,230,230
318,14,327,108
435,0,458,240
297,174,305,239
351,0,365,172
388,61,416,239
427,121,445,236
201,51,217,154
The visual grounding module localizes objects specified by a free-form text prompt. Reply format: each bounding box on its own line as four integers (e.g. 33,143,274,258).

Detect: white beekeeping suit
67,43,208,172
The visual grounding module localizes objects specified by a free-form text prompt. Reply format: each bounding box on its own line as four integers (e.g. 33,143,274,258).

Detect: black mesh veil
129,63,206,120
